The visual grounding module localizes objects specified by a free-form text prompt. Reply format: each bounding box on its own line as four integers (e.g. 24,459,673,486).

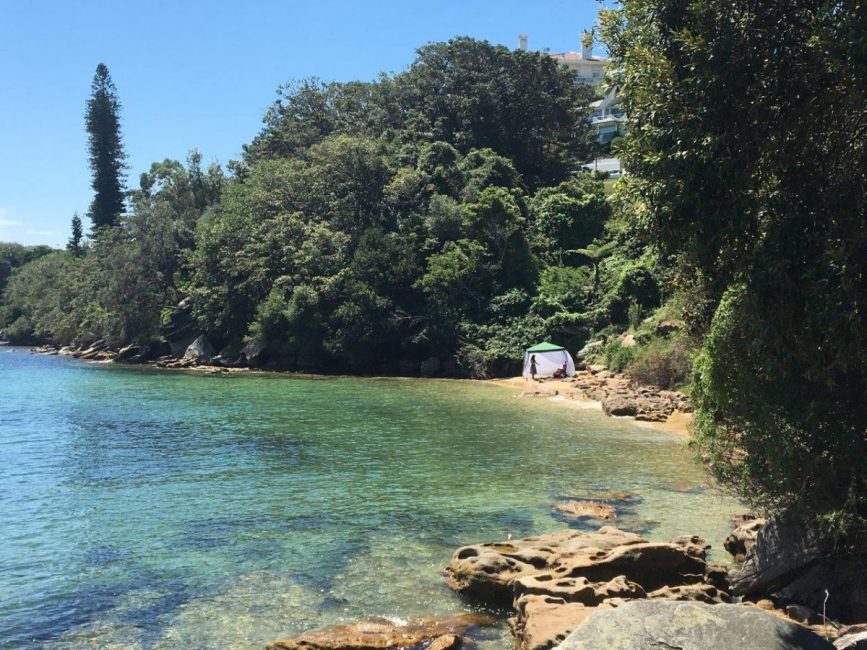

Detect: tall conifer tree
67,213,83,257
85,63,126,233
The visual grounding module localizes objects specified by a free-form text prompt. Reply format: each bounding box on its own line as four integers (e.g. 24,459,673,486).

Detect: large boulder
445,527,644,606
730,510,867,623
266,613,493,650
601,396,638,417
729,510,820,597
776,555,867,624
553,601,835,650
239,339,266,367
182,335,216,365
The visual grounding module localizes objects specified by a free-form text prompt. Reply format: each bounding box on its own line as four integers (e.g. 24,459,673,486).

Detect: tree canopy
3,38,664,381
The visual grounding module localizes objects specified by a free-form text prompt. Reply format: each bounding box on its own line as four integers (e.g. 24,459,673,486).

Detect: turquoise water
0,347,739,649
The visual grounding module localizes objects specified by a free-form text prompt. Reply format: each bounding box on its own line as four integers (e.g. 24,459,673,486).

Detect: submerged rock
266,613,493,650
552,601,834,650
552,501,617,522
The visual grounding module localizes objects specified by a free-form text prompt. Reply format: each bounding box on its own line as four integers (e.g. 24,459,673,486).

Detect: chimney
581,30,593,59
518,33,528,51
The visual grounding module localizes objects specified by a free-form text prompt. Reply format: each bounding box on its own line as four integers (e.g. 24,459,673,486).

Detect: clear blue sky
0,0,604,247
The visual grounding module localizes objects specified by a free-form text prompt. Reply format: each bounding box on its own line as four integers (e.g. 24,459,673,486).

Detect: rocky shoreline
264,515,866,650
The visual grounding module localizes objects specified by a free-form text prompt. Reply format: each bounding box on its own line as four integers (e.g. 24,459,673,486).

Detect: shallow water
0,348,740,648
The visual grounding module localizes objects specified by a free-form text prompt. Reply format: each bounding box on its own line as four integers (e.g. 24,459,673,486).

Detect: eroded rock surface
513,575,645,605
444,527,643,605
545,540,707,593
446,526,739,649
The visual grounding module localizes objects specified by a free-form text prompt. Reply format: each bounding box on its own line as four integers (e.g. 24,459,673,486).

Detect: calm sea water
0,347,740,649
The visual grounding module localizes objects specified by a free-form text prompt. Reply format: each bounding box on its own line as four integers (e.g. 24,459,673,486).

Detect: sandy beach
491,376,693,437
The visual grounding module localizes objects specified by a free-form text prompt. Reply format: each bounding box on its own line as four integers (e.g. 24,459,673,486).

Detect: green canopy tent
523,341,576,378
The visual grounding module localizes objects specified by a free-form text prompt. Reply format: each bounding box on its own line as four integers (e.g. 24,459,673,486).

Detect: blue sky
0,0,604,247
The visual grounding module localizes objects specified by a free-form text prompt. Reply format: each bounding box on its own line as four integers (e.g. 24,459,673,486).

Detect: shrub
626,337,691,390
604,338,636,373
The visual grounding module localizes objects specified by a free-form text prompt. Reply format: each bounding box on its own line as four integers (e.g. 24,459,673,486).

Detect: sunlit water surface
0,348,740,649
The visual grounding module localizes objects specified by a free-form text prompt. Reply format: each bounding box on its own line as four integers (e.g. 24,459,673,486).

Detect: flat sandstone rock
266,613,493,650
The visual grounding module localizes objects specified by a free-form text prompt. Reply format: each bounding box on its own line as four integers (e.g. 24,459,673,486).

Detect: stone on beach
183,334,216,364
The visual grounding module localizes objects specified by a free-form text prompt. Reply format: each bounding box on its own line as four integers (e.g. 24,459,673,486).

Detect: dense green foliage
86,63,127,232
1,155,223,346
603,1,867,540
2,38,667,377
0,243,54,309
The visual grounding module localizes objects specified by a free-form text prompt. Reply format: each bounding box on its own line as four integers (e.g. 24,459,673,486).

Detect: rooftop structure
518,32,624,142
548,32,609,85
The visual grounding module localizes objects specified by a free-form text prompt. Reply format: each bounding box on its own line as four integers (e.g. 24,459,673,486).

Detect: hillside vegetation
1,38,670,377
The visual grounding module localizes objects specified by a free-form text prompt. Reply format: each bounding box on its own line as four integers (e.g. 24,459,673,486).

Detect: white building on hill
518,32,626,143
590,88,627,143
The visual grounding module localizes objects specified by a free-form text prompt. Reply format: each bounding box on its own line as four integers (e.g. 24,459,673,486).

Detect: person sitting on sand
553,363,568,379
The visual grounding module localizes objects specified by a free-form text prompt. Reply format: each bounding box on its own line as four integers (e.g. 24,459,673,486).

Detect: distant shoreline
22,344,693,437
